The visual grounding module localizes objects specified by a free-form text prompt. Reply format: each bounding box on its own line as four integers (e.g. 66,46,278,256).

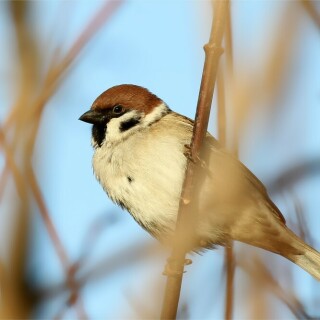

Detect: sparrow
80,84,320,280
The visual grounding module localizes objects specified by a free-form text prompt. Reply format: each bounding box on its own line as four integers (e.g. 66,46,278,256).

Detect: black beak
79,110,106,125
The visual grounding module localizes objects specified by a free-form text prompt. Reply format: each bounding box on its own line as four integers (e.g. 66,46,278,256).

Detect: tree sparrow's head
79,84,170,147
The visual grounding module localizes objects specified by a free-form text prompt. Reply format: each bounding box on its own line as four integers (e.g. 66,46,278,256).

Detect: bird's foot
183,144,196,163
183,144,208,168
162,257,193,276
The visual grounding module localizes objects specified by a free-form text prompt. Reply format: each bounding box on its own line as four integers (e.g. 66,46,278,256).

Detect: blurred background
0,0,320,319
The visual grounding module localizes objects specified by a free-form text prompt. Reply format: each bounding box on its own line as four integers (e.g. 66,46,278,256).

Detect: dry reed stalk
240,256,314,319
217,72,226,146
228,5,305,318
218,68,235,320
5,0,122,254
36,241,157,302
217,3,316,319
0,4,34,303
301,0,320,29
0,135,89,317
229,2,301,146
290,190,313,245
0,125,89,319
6,10,39,310
268,158,320,194
1,1,123,318
221,3,235,318
0,0,124,196
0,167,9,203
0,127,27,201
24,0,124,161
4,0,124,132
0,131,30,319
160,1,228,319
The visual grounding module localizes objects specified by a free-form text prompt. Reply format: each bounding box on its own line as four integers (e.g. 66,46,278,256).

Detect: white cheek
105,118,120,140
105,110,143,144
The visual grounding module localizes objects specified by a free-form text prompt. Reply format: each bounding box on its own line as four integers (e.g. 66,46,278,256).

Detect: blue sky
1,1,320,318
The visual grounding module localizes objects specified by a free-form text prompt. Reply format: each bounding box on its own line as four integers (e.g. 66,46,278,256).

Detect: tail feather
290,247,320,281
285,230,320,281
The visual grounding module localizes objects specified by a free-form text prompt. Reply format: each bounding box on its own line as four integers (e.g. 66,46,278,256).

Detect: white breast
92,113,192,238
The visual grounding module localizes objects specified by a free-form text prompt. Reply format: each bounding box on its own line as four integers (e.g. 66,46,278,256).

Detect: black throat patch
119,117,141,132
92,124,106,147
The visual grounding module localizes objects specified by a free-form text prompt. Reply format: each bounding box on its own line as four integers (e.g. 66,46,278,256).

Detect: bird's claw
184,258,192,265
183,144,196,163
162,258,193,276
183,144,208,169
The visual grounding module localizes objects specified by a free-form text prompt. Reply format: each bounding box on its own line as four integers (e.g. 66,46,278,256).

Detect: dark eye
113,105,124,114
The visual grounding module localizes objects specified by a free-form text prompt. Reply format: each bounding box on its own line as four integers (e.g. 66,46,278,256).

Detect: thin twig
217,72,226,146
289,189,314,246
160,1,228,319
224,245,235,320
218,60,235,320
27,167,69,270
301,0,320,29
4,0,124,131
0,127,27,201
0,0,124,218
27,166,89,320
222,3,235,319
1,3,123,317
0,129,88,318
36,242,156,302
240,256,316,319
0,167,9,203
230,2,300,146
268,158,320,193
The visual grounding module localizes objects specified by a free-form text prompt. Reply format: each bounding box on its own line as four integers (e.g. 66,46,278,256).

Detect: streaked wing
200,134,286,224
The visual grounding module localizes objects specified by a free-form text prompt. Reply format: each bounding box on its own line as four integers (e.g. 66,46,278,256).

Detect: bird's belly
92,143,186,239
92,143,232,247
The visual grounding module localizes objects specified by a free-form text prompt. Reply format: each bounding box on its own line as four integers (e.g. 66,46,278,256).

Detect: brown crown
91,84,163,114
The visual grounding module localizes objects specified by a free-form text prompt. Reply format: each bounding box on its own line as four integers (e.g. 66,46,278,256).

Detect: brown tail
285,230,320,281
238,226,320,280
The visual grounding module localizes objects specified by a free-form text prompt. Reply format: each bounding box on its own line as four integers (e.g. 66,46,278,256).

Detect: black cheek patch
127,176,133,183
119,117,141,132
92,124,106,147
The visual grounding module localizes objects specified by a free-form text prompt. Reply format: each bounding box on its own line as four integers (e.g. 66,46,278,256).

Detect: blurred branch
268,158,320,193
1,1,124,318
0,0,123,267
70,213,119,275
292,192,309,242
0,127,88,318
218,36,235,320
0,127,27,201
0,3,36,317
240,256,316,319
0,168,9,203
301,0,320,29
289,190,314,247
217,72,226,146
224,245,235,320
231,2,301,143
5,0,124,132
160,1,228,319
35,242,156,302
221,3,235,319
0,0,124,196
28,167,70,270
